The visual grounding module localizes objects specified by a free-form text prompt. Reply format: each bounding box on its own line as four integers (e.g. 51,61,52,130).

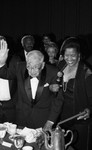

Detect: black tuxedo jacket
0,62,63,128
1,55,21,108
0,55,21,123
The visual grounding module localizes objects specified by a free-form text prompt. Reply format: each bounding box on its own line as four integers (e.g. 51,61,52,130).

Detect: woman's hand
77,108,90,120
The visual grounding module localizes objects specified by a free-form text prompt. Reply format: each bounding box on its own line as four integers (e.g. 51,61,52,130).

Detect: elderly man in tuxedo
0,39,63,130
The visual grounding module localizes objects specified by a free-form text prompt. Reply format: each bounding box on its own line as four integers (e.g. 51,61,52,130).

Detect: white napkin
19,127,42,143
4,122,17,135
2,141,12,147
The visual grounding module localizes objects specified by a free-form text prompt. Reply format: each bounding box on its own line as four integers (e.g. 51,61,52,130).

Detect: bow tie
30,76,39,80
30,76,33,79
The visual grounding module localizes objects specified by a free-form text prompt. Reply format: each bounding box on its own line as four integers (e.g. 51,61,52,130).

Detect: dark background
0,0,92,55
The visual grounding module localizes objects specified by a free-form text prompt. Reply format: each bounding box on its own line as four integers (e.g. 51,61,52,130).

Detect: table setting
0,122,44,150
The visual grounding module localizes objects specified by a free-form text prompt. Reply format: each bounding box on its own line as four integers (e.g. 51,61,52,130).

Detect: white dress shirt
0,79,11,101
30,77,39,99
24,50,28,60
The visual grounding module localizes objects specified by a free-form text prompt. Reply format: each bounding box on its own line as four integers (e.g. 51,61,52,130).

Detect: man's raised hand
0,39,9,66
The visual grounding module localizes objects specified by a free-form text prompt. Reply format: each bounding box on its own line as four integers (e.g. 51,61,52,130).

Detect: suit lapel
24,69,32,102
24,66,47,104
35,66,46,103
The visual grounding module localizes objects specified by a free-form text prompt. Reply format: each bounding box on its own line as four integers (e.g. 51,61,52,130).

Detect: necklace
63,81,68,92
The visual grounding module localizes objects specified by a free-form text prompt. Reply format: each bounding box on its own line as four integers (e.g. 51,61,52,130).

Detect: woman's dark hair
60,37,80,56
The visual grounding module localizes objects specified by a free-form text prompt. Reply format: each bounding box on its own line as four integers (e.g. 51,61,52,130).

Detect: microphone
56,63,67,84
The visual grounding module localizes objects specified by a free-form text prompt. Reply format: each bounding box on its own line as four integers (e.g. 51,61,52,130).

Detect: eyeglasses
27,63,43,71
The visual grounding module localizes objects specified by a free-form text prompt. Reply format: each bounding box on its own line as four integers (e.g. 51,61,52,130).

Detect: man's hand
36,121,54,149
36,133,44,149
49,84,60,92
43,120,54,132
0,39,9,66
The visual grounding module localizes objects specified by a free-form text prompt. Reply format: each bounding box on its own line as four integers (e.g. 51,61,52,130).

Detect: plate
22,146,33,150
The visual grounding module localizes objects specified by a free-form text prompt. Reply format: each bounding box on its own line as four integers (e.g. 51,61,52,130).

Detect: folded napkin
18,127,42,143
3,122,17,135
4,122,43,144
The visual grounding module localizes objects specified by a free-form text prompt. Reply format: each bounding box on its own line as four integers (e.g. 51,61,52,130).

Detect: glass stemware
14,135,24,150
0,126,7,144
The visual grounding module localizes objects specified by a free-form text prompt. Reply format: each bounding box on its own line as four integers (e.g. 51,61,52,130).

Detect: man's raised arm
0,39,9,67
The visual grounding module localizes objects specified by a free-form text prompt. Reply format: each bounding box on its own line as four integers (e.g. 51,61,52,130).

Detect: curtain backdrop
0,0,92,42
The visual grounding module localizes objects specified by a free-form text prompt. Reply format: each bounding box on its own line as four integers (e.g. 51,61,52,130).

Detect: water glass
0,126,7,144
14,135,24,150
8,124,17,135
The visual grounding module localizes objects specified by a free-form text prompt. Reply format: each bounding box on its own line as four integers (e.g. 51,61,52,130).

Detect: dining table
0,127,46,150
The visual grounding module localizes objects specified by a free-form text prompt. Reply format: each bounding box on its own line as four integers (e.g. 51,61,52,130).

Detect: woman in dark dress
50,37,92,150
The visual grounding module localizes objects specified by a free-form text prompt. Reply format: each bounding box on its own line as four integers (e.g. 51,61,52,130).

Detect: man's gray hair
27,50,44,63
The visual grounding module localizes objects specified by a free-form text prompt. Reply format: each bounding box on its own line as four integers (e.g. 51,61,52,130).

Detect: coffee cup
8,124,17,135
0,125,7,138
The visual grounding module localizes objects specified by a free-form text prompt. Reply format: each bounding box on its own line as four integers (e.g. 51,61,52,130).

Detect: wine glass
0,125,7,144
14,135,24,150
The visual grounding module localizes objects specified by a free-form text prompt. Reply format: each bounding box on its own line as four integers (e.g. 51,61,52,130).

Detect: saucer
22,146,33,150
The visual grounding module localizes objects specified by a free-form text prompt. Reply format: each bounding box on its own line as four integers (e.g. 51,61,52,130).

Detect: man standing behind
0,39,63,130
20,35,35,61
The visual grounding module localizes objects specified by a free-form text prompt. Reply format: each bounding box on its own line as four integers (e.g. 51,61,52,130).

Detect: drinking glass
0,126,7,144
14,135,24,150
8,124,17,136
